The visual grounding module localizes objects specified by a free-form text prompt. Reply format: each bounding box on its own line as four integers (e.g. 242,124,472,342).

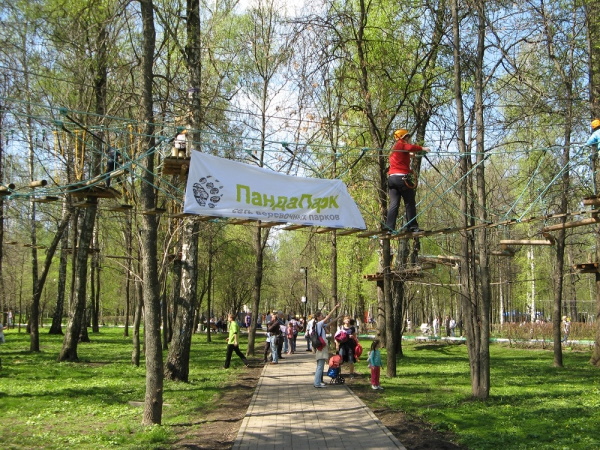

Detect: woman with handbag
313,304,340,388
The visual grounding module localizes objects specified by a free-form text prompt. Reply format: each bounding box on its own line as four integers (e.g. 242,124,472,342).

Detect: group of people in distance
386,119,600,235
221,307,385,391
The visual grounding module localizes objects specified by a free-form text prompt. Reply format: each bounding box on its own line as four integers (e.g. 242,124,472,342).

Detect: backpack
311,321,326,351
354,343,363,359
328,354,342,369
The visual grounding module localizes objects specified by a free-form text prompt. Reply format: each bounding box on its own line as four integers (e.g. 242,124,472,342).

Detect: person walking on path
385,128,430,233
223,314,249,369
267,314,282,364
562,316,571,343
367,339,383,390
304,315,313,352
313,303,341,388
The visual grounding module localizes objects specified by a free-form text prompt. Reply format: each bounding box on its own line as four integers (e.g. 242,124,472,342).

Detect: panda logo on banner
192,175,223,208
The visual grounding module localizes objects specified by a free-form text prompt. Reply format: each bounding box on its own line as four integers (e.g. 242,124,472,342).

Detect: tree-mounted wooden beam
573,263,599,273
583,195,600,207
32,196,60,203
141,208,167,215
499,239,554,246
419,255,461,267
0,183,16,195
29,180,48,188
542,216,600,232
107,204,133,212
491,249,517,257
73,201,97,208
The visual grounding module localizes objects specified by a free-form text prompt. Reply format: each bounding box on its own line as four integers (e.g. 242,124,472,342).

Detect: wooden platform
499,238,554,246
363,263,435,282
419,255,461,267
491,248,517,257
32,196,60,203
68,185,121,199
573,263,600,274
107,204,133,212
162,157,190,176
583,195,600,207
542,216,600,232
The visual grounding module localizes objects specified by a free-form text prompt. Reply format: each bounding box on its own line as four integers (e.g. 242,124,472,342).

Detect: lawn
0,327,243,449
1,328,599,449
365,341,600,449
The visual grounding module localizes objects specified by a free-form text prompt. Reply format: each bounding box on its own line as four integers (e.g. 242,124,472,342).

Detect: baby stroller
327,353,345,385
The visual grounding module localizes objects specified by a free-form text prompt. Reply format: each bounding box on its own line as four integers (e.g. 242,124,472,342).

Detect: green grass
365,342,600,449
2,330,599,449
0,327,246,449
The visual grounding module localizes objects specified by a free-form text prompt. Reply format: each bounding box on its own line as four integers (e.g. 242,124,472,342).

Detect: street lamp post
300,267,308,317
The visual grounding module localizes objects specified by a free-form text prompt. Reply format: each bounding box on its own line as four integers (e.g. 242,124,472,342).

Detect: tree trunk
247,226,264,356
58,201,98,361
49,202,71,335
91,225,100,333
0,98,5,322
165,221,199,381
132,281,143,366
28,113,40,351
139,0,163,425
123,213,133,337
589,0,600,362
469,0,491,399
383,238,396,377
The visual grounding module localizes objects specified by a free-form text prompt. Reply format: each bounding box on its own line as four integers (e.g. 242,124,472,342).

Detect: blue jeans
314,358,326,386
270,335,279,363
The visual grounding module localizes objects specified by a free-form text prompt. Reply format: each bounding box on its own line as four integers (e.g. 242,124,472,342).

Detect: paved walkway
232,350,406,450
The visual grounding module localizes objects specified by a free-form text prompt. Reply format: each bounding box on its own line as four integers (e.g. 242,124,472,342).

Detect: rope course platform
418,255,461,267
363,262,435,282
32,196,60,203
356,207,598,241
542,215,600,232
491,247,517,257
162,156,190,176
499,238,554,246
161,212,366,234
67,185,121,199
573,263,600,274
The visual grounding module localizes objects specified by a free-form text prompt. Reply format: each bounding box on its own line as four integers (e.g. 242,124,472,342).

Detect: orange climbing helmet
592,119,600,130
393,129,410,140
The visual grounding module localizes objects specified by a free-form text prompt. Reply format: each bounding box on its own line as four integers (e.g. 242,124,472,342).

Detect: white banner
183,151,366,230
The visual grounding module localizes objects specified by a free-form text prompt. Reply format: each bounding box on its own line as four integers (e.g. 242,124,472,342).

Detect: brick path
232,350,406,450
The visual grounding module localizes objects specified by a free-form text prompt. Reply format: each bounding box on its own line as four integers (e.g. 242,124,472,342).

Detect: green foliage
0,327,246,449
365,342,600,449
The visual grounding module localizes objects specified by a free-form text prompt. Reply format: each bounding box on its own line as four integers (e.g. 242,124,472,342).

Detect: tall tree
58,8,110,359
586,0,600,366
237,0,293,356
138,0,164,425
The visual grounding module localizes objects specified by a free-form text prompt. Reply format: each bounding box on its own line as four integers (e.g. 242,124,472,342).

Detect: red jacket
389,139,426,175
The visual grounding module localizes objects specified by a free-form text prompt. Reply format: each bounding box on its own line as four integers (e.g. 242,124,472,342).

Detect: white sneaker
371,385,378,390
314,384,326,388
377,386,384,390
319,382,327,386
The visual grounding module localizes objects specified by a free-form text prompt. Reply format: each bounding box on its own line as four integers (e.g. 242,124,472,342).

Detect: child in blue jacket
367,339,383,390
